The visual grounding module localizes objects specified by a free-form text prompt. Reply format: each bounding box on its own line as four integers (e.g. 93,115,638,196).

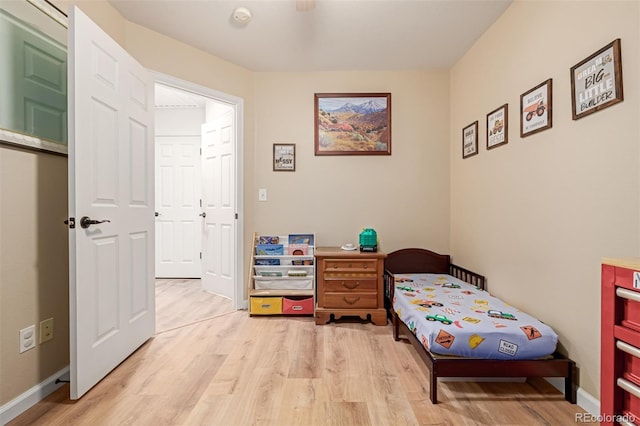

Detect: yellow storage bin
250,297,282,315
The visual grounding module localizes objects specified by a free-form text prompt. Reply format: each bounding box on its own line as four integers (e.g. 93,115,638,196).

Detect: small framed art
486,104,508,150
520,79,552,138
462,121,478,159
273,143,295,171
570,38,623,120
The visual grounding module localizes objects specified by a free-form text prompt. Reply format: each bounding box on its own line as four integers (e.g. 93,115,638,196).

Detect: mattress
392,273,558,360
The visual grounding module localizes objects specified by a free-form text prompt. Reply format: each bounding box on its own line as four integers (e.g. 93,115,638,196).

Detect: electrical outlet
19,325,36,353
40,318,54,343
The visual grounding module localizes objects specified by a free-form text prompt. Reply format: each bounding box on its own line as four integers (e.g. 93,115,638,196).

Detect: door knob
80,216,111,229
155,212,160,217
199,212,206,218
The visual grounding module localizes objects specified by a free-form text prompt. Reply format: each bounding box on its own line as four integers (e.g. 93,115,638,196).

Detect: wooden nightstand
314,247,387,326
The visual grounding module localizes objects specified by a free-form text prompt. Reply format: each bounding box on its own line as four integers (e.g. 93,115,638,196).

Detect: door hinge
64,217,76,229
235,213,238,219
200,199,202,207
200,252,202,259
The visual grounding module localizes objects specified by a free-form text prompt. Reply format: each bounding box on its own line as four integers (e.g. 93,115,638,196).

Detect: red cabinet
602,258,640,425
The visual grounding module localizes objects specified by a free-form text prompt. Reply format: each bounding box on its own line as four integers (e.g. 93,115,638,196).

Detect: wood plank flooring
155,279,233,333
9,283,588,425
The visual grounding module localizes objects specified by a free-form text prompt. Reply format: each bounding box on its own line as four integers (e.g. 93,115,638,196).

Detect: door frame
152,71,244,310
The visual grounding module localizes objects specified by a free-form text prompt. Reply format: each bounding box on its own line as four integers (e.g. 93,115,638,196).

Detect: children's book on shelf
288,244,309,255
258,235,280,244
256,244,284,255
292,258,314,266
255,258,280,265
288,234,314,246
258,271,283,277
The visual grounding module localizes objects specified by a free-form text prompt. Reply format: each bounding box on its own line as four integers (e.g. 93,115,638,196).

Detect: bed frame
384,248,577,404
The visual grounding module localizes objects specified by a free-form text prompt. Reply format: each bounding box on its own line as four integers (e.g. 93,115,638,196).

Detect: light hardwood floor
155,279,233,332
10,285,588,425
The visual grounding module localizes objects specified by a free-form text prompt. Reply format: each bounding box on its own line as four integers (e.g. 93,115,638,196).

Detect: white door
68,6,155,399
155,135,202,278
201,111,236,300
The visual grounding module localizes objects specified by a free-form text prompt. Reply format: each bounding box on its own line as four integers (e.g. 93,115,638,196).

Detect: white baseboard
546,377,599,416
0,366,69,425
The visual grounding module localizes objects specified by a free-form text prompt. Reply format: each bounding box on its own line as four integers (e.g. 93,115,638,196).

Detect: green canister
359,228,378,252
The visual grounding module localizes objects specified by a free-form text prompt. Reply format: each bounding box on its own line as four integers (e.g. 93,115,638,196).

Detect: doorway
152,74,244,320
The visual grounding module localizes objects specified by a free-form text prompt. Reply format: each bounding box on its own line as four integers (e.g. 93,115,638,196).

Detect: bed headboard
384,248,450,274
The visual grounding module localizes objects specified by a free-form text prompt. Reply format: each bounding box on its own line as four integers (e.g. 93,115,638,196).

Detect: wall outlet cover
40,318,54,343
20,325,36,353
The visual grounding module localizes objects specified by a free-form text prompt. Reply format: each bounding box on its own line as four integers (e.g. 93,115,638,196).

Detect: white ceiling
108,0,513,72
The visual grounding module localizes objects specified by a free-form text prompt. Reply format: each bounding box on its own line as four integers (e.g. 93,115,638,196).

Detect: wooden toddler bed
383,248,577,404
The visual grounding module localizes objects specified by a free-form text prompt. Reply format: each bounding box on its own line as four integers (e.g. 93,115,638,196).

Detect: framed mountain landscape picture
314,93,391,155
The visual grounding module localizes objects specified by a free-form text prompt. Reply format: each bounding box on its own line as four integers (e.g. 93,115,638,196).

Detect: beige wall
0,147,69,405
450,0,640,398
253,71,450,253
4,0,637,409
0,0,256,407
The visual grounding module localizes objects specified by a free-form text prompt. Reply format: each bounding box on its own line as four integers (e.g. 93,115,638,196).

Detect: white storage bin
254,277,313,290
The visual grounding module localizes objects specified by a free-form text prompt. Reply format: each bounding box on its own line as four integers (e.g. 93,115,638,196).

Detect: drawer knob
343,296,360,305
342,281,360,289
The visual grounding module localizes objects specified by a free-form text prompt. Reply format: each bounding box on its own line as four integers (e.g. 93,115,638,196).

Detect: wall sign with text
570,39,623,120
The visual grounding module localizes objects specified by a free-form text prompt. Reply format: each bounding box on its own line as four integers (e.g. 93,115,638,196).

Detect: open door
68,6,155,399
201,110,236,300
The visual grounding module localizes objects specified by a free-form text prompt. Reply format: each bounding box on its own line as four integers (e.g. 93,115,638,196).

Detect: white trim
0,366,69,425
26,0,68,27
576,387,600,417
151,71,245,310
546,377,599,416
0,129,67,155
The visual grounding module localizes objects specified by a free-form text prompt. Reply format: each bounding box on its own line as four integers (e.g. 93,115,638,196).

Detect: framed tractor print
520,79,552,138
486,104,508,150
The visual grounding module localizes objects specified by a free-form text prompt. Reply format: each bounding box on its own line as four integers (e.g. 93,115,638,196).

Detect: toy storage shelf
247,232,315,316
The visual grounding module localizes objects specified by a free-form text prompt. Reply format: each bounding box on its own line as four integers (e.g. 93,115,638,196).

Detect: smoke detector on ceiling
232,7,252,25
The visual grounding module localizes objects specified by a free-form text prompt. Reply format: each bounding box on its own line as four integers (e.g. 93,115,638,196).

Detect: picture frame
462,121,478,159
570,38,623,120
273,143,295,171
314,93,391,156
486,104,508,150
520,79,552,138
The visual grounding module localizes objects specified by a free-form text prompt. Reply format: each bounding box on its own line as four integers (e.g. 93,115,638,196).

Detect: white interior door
201,111,235,300
68,6,155,399
155,135,202,278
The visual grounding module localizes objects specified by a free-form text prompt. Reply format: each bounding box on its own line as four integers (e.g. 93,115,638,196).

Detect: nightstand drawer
324,259,378,272
324,279,377,292
324,292,378,309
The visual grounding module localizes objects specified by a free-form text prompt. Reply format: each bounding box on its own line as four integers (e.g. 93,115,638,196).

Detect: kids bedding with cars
392,273,558,360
